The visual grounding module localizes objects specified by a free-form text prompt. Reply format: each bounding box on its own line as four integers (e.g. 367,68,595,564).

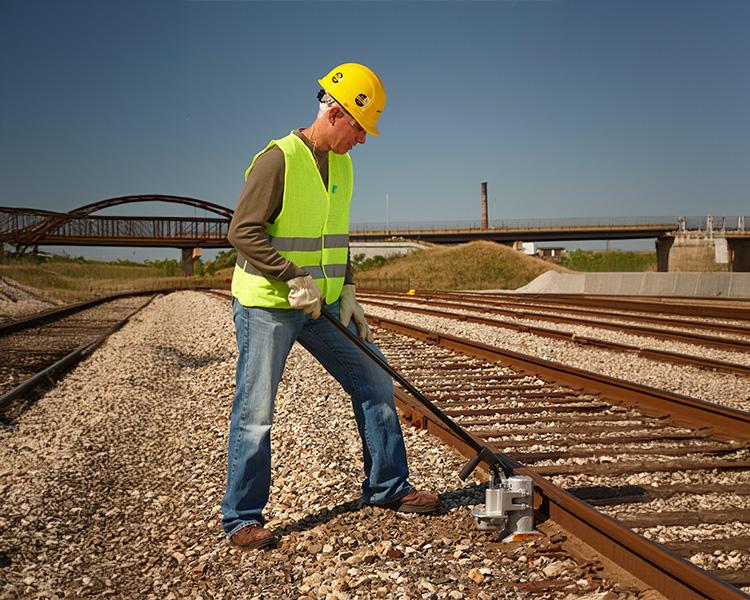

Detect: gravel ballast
0,291,643,599
0,277,60,322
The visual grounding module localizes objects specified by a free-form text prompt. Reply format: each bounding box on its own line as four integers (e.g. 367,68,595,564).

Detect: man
222,63,439,549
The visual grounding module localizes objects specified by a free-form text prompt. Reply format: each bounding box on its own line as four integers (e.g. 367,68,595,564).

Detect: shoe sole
229,535,277,550
396,503,440,514
378,501,440,514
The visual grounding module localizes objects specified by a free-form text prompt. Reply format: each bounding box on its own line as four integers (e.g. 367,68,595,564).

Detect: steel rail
484,293,750,322
392,389,746,600
358,298,750,377
0,288,184,336
368,289,750,321
361,290,750,337
359,293,750,352
366,314,750,443
0,295,159,417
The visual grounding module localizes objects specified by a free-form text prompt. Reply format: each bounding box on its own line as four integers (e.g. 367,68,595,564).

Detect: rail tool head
460,449,542,539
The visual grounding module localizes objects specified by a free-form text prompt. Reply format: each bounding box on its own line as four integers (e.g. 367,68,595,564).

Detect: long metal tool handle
321,309,512,480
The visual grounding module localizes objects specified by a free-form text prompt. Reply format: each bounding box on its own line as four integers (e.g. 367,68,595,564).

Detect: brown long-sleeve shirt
227,129,353,283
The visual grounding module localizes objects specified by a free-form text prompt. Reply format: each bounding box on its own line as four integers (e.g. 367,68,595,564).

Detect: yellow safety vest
231,132,353,308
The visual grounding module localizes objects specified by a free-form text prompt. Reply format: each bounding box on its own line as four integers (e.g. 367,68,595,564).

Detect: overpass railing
351,216,681,233
0,210,230,244
0,208,64,236
680,215,747,232
44,215,230,241
351,215,748,233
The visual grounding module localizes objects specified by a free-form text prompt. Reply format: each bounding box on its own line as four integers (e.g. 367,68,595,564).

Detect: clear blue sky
1,0,748,260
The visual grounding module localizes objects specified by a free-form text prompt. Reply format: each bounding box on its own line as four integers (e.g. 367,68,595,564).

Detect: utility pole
481,182,488,229
385,193,390,235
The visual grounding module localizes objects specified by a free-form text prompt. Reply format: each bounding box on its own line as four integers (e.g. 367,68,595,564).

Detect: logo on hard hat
355,93,369,108
332,72,343,83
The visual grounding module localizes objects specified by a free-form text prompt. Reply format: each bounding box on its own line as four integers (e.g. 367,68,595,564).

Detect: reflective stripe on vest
267,233,350,252
235,258,348,280
231,132,353,308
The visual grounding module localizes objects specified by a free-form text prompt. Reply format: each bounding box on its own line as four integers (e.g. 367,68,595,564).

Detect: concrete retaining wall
350,241,429,260
515,271,750,298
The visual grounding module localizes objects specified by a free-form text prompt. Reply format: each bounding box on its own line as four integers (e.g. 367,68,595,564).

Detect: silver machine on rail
321,310,542,536
471,471,540,540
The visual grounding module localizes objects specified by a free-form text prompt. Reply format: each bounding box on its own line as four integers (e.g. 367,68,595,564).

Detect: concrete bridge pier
655,236,674,272
656,234,750,272
180,247,201,276
730,238,750,271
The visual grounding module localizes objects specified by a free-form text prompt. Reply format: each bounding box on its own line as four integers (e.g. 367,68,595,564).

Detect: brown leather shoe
385,489,440,514
229,525,276,549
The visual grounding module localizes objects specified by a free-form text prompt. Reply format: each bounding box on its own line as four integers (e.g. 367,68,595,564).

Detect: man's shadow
271,482,488,540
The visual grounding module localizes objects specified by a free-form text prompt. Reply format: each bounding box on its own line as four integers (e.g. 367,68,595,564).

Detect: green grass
559,249,656,272
0,258,230,301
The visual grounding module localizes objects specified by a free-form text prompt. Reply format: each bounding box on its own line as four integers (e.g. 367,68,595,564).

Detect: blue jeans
221,298,412,537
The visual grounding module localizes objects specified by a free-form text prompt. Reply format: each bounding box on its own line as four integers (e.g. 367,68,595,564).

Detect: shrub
352,253,389,271
560,249,656,272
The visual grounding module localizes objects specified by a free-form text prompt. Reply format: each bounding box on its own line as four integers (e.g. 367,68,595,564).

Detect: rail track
359,291,750,377
361,290,750,341
0,292,160,421
462,291,750,322
9,288,747,597
203,289,750,597
362,313,750,599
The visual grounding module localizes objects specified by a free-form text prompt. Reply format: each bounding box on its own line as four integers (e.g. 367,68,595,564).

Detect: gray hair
317,91,338,119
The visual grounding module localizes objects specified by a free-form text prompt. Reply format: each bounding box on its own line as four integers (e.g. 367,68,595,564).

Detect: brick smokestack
481,181,488,229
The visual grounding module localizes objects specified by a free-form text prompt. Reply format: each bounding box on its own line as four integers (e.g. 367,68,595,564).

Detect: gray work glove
287,275,322,319
339,284,373,343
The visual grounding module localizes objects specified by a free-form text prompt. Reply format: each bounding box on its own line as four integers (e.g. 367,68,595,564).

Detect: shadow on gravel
271,483,489,541
435,483,486,509
272,498,366,539
153,345,228,368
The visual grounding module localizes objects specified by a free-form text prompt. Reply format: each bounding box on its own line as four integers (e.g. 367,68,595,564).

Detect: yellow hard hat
318,63,386,136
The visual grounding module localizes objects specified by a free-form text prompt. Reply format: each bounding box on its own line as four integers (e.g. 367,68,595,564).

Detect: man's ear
327,106,341,126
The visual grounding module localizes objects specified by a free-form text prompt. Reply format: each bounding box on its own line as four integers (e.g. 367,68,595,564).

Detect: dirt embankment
354,241,568,290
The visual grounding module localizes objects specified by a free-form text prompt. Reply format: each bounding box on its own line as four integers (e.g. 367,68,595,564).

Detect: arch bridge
1,195,232,252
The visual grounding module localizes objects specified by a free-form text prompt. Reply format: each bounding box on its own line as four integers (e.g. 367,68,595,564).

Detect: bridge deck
2,204,748,248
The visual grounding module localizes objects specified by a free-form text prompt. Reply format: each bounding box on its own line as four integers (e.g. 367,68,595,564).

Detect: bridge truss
1,196,234,253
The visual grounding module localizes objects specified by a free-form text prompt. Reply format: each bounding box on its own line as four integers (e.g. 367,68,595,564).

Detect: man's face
329,107,367,154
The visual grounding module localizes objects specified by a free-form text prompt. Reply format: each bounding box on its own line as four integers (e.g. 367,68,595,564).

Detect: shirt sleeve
345,249,354,285
227,146,306,281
